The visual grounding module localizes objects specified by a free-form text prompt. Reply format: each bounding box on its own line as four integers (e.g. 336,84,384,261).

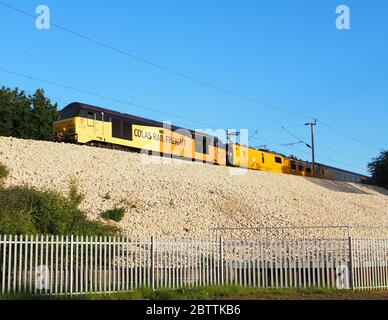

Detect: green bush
101,208,125,222
0,184,118,236
0,163,9,181
68,178,85,206
368,150,388,190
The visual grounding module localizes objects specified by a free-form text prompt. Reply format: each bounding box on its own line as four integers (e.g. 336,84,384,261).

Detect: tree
289,155,301,161
30,89,59,140
0,87,30,138
368,150,388,190
0,86,58,140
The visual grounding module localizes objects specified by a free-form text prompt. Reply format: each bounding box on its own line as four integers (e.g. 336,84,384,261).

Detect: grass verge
1,286,388,300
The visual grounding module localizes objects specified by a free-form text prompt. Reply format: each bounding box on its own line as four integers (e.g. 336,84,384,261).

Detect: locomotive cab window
102,113,111,122
79,109,99,119
275,156,282,164
57,105,79,120
87,111,94,126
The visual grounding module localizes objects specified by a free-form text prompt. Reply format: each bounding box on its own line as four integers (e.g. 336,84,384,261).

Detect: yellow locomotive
54,102,368,183
54,102,226,165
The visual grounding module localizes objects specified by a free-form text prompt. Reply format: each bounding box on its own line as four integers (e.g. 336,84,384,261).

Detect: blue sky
0,0,387,175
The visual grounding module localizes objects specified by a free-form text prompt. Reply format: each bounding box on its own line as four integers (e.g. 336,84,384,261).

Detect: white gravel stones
0,136,387,238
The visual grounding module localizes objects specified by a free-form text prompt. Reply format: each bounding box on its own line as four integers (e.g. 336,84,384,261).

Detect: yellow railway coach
227,143,366,182
54,102,226,165
228,143,314,177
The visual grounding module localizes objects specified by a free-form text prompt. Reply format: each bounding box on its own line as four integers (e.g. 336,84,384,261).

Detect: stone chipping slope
0,136,387,238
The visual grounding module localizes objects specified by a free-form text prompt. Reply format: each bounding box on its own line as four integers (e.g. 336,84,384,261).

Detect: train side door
87,111,95,127
86,110,103,140
94,111,104,140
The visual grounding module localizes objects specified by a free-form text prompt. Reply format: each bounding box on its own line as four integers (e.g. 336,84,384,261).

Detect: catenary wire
0,1,381,152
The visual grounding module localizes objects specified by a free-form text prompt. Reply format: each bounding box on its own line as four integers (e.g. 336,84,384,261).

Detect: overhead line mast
305,120,317,174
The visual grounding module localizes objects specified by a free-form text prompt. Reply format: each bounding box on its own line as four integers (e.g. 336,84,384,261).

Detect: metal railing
209,225,388,240
0,234,387,296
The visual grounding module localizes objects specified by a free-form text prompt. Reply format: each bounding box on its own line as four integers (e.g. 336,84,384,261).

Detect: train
54,102,368,183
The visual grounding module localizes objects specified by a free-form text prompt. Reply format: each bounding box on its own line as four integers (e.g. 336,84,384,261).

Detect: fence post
348,236,354,290
151,236,155,291
70,235,73,296
219,237,224,286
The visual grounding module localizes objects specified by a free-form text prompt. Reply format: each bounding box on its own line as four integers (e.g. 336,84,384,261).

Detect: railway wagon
227,144,314,177
227,143,367,182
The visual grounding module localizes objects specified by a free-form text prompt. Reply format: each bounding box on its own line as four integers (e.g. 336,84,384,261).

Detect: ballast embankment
0,136,387,238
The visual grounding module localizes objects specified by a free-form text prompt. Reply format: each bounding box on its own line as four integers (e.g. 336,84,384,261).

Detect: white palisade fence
0,235,388,296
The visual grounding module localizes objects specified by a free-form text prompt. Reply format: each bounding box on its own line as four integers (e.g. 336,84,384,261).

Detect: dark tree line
0,86,58,141
368,150,388,190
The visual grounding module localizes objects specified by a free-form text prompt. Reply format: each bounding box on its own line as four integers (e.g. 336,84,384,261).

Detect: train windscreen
57,105,79,120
